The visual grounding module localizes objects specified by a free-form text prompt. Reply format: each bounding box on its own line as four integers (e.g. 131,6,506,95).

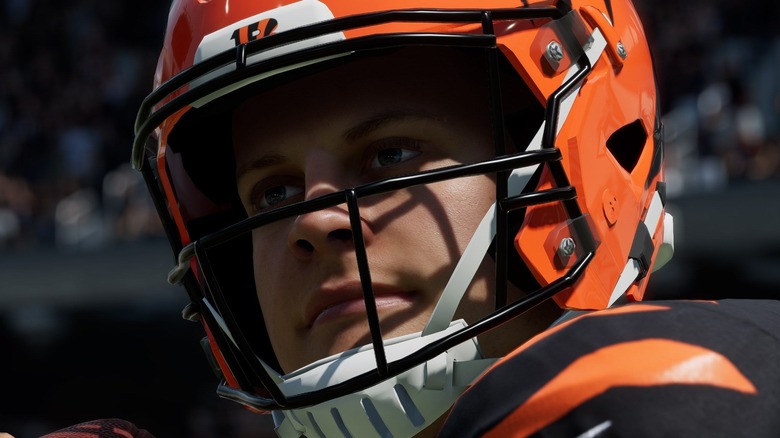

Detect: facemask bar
135,5,598,411
185,51,595,410
194,151,593,411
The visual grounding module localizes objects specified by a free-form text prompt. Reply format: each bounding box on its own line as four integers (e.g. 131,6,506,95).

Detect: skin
232,47,561,374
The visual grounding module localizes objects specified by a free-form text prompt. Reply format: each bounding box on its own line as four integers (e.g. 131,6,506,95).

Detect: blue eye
371,147,420,168
257,185,303,210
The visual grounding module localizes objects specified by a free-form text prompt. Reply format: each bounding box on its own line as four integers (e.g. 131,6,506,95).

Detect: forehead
231,46,493,142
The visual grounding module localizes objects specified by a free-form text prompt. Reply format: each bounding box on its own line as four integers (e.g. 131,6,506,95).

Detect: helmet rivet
558,237,577,258
546,41,565,62
616,41,627,59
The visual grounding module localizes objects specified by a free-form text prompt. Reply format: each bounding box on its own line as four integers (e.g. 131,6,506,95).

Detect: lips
304,280,415,329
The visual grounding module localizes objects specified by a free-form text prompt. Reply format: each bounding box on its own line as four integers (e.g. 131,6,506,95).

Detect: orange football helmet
133,0,673,436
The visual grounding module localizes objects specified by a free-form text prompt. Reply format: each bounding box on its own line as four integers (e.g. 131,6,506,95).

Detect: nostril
296,239,315,252
328,228,352,242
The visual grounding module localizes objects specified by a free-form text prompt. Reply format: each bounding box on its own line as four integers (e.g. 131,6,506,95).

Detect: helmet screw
616,41,627,59
546,41,565,62
557,237,577,258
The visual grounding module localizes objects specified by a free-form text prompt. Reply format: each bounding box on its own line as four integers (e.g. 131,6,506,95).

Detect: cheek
251,228,300,367
435,175,496,247
376,175,494,288
251,227,289,314
372,174,493,244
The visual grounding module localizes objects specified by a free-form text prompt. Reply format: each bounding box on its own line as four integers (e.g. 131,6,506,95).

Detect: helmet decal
231,18,279,45
188,1,344,93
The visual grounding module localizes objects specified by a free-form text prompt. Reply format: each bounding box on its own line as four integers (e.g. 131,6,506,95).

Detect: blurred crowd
1,0,779,250
637,0,780,194
0,0,168,249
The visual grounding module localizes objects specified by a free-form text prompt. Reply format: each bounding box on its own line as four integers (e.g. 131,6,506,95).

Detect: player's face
233,48,538,373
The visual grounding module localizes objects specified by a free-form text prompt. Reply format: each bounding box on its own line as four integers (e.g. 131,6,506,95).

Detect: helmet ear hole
606,119,648,173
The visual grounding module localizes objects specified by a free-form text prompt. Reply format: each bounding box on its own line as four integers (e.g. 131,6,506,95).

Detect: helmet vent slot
606,119,647,173
329,407,353,438
361,397,393,438
393,383,426,427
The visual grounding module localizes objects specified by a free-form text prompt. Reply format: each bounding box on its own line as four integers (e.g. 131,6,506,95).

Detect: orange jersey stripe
485,338,756,437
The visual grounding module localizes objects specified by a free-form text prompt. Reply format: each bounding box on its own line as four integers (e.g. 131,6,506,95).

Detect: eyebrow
235,153,287,182
343,111,442,143
235,111,443,181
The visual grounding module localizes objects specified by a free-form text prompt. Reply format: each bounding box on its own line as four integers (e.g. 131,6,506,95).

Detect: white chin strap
273,320,495,437
424,27,608,335
422,131,542,336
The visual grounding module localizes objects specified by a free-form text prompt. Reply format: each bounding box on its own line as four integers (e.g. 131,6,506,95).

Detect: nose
288,206,358,259
286,154,373,260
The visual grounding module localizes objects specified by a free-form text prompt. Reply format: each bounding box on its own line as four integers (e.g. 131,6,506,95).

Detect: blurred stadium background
1,0,779,435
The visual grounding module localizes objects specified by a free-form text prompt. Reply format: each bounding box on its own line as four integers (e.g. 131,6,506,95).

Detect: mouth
305,281,416,329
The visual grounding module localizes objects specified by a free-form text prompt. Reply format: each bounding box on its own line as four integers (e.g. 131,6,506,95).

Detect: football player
111,0,780,436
